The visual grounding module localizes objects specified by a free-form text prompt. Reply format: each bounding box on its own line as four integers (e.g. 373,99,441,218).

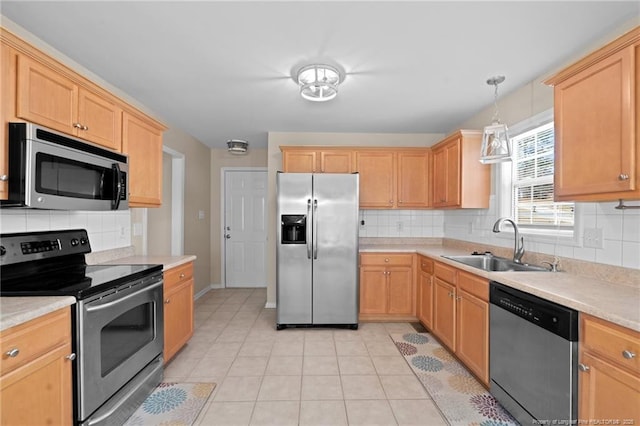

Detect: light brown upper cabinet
16,55,122,151
355,150,397,208
1,28,166,205
280,147,353,173
397,150,431,208
431,130,490,208
122,112,164,207
280,146,431,209
544,27,640,202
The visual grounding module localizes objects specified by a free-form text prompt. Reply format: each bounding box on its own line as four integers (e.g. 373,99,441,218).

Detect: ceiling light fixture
480,75,512,164
227,139,249,155
297,64,341,102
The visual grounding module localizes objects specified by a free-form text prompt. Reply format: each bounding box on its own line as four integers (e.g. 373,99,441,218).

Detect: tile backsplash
359,210,444,238
360,199,639,270
0,209,131,252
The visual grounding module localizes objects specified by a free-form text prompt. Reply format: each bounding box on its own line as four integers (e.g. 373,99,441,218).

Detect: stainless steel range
0,229,164,426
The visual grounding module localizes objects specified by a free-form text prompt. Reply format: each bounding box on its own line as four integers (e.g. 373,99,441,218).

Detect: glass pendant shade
297,64,340,102
480,75,512,164
480,121,512,164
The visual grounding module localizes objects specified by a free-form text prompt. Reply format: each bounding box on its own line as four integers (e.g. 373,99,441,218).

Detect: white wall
0,210,131,251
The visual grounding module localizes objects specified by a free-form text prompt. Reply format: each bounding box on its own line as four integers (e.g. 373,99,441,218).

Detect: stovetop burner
0,229,162,299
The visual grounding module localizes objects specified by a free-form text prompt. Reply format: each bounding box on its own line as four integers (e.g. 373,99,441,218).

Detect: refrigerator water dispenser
281,215,306,244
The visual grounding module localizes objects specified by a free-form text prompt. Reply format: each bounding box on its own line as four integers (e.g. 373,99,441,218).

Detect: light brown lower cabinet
0,308,73,426
163,262,194,363
417,255,434,329
359,253,415,321
579,314,640,423
428,261,489,386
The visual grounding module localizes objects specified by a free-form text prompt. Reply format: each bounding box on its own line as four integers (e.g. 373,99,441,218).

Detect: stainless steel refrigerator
276,172,359,330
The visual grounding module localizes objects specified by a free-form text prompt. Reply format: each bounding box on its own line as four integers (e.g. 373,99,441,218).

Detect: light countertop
101,255,197,270
0,296,76,332
361,244,640,332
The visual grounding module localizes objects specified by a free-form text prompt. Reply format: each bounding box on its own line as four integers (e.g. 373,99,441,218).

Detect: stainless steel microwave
2,122,128,210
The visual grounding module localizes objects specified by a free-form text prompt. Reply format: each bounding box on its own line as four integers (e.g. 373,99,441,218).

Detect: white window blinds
512,122,574,229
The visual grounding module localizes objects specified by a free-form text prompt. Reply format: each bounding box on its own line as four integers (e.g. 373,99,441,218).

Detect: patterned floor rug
390,333,518,426
123,382,215,426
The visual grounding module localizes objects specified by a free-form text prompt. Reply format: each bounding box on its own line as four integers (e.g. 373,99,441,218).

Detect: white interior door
224,169,268,287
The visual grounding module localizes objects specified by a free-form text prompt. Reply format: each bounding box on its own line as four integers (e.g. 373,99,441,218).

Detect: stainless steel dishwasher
490,281,579,425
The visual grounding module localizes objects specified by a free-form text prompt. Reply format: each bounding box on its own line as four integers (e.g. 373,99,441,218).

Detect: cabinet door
0,343,73,426
356,151,396,208
359,266,388,314
554,47,635,199
432,147,448,206
122,111,163,206
418,271,433,329
579,352,640,422
16,55,78,134
77,88,122,151
387,266,413,315
320,150,353,173
0,43,16,200
164,278,194,363
456,289,489,385
283,150,317,173
433,278,456,350
432,139,461,207
397,150,430,207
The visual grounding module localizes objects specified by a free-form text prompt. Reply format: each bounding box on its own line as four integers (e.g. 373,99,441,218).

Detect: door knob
225,234,231,239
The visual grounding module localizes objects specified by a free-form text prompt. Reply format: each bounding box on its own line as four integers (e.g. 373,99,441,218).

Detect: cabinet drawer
457,271,488,301
418,256,433,274
582,314,640,374
164,262,194,288
360,253,413,266
434,262,457,284
0,308,70,376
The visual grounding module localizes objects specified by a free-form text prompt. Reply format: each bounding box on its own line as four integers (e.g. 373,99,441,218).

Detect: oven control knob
71,238,80,247
0,246,5,256
80,237,88,245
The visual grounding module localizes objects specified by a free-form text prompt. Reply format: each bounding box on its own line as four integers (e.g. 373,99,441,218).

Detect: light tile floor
164,288,448,426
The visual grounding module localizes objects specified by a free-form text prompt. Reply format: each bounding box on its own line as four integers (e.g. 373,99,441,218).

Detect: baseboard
193,283,222,301
265,301,276,309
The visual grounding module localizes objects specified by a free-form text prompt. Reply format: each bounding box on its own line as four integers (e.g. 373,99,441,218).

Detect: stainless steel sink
442,255,549,272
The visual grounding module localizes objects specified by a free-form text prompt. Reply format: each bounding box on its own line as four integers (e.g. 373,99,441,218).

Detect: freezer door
312,173,359,324
276,173,313,325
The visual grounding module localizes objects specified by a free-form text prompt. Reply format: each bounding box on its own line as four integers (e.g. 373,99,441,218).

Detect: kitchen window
498,110,576,240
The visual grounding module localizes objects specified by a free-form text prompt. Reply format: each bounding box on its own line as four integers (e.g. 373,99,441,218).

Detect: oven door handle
85,280,163,312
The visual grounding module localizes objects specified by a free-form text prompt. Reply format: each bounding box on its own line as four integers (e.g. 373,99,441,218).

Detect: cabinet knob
389,200,393,205
81,125,89,131
0,175,7,181
180,273,185,278
66,353,76,361
618,173,630,181
456,296,462,301
384,258,389,262
622,350,636,359
73,122,83,129
578,363,590,372
165,299,171,304
5,348,19,358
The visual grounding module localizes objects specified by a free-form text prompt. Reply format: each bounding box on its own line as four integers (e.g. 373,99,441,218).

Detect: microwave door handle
112,163,122,210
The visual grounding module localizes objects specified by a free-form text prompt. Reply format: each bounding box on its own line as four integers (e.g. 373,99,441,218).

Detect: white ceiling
1,1,638,150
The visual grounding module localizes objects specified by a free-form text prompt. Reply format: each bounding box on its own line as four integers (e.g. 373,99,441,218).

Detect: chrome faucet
492,217,525,263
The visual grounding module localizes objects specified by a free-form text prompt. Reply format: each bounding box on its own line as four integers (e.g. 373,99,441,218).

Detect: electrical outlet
583,227,603,249
396,221,403,232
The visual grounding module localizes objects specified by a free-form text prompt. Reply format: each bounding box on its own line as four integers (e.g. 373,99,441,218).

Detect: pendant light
480,76,512,164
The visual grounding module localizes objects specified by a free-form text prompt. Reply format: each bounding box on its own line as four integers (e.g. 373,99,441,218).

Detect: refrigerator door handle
313,199,319,259
306,199,312,259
